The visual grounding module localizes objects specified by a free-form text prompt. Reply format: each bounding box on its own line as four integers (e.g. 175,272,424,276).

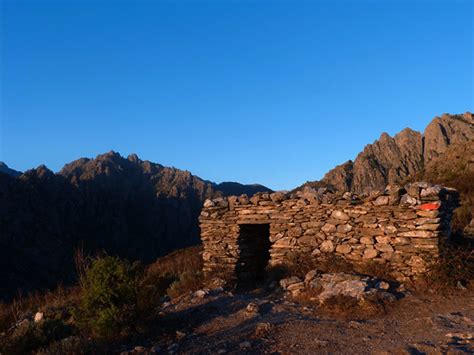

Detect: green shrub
73,256,141,339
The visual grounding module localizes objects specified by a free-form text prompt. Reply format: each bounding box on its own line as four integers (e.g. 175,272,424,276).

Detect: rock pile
280,272,396,303
200,182,459,283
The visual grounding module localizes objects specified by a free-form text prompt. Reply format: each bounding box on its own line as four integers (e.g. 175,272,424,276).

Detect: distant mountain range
1,112,472,298
0,152,272,298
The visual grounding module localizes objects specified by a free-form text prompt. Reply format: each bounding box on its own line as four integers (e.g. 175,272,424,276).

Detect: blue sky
1,0,472,190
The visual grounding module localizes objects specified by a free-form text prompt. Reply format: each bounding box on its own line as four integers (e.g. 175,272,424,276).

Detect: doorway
236,224,271,287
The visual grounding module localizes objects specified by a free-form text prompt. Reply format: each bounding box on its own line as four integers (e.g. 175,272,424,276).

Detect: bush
73,256,141,339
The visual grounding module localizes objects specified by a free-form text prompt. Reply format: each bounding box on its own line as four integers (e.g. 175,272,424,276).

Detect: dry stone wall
199,182,459,283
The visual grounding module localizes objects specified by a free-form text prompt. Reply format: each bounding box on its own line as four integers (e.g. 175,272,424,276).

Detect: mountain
216,182,273,196
0,162,21,177
0,152,271,298
300,112,474,194
297,112,474,236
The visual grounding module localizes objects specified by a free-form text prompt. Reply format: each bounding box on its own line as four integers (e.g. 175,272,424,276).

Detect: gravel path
154,287,473,354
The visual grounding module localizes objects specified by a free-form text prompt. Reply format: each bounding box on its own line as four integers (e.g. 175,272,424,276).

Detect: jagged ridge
0,152,272,298
301,112,473,194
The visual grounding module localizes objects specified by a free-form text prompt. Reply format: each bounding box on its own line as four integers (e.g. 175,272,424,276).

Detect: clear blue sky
1,0,472,190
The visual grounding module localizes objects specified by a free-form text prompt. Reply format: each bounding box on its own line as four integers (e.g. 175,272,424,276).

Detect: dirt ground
154,286,474,354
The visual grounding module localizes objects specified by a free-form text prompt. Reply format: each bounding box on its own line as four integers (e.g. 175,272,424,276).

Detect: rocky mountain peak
423,113,474,161
21,165,55,180
311,112,473,194
0,162,21,177
127,153,140,163
378,132,391,142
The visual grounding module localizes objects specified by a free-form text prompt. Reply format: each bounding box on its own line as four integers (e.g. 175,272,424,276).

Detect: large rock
304,273,396,304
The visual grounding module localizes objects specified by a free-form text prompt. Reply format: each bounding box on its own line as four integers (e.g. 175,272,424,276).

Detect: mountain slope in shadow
0,152,271,298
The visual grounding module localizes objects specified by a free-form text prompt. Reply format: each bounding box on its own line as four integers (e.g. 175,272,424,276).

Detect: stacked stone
199,182,459,282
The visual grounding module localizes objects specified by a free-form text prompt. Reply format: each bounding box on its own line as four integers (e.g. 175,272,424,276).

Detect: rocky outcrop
349,128,424,193
0,162,21,177
319,161,353,192
307,113,474,194
424,113,474,161
0,152,271,299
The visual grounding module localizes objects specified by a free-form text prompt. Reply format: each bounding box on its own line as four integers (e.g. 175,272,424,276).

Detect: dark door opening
236,224,271,288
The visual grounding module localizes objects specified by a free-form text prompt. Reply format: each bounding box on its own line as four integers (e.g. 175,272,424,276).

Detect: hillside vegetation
0,247,204,354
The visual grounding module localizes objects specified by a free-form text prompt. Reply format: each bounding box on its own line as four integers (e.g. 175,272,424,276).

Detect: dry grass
145,245,203,278
317,294,391,319
140,245,204,307
0,285,80,334
421,242,474,291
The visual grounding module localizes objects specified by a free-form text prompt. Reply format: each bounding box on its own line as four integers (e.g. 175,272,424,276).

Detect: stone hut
199,182,459,284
